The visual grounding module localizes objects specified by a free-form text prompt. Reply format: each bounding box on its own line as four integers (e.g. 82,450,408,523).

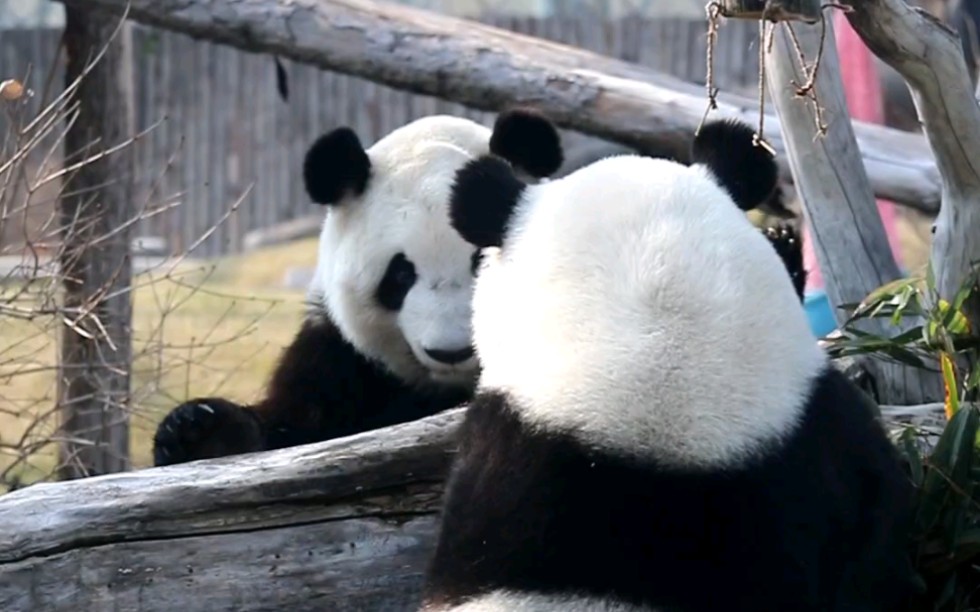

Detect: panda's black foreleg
152,397,266,467
760,223,807,303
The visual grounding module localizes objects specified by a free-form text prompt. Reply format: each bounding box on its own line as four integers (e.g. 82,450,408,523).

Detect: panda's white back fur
311,116,493,387
472,154,827,468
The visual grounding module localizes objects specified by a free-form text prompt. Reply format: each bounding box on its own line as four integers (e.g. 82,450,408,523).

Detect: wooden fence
0,15,762,258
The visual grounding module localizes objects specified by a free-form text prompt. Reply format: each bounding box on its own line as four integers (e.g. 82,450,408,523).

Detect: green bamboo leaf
952,527,980,548
866,277,923,305
950,265,980,314
901,429,925,487
967,364,980,394
891,287,916,326
941,352,960,420
914,406,979,535
876,344,927,369
937,298,972,336
890,326,926,346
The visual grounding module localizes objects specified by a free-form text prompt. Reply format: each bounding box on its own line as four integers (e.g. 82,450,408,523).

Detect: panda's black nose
425,346,475,365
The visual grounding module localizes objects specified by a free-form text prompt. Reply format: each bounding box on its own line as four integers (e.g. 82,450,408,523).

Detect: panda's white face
469,155,827,469
310,117,494,388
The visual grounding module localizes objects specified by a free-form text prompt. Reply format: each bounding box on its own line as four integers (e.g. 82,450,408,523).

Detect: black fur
692,119,779,211
375,252,418,311
274,56,289,102
449,156,526,248
153,313,472,466
302,127,372,205
489,108,564,178
761,223,807,302
423,368,917,611
153,397,263,466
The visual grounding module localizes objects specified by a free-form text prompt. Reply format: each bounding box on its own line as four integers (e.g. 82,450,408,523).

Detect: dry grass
0,236,318,483
0,204,933,490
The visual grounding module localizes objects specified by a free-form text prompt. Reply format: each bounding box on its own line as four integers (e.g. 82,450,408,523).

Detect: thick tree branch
763,17,940,405
57,0,943,213
843,0,980,328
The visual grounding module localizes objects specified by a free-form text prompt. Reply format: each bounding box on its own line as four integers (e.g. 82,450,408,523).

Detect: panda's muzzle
424,346,475,365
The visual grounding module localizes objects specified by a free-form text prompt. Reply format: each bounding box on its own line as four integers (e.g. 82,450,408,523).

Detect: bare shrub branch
0,27,296,491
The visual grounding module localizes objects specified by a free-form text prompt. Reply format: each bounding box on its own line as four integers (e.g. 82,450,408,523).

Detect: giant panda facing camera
152,109,564,467
420,119,916,611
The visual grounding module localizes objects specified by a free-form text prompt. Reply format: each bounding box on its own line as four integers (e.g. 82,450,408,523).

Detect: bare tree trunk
57,0,942,213
842,0,980,339
763,18,941,404
57,7,135,479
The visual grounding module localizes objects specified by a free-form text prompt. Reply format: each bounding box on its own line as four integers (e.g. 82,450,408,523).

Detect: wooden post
57,7,135,478
762,16,942,404
719,0,822,23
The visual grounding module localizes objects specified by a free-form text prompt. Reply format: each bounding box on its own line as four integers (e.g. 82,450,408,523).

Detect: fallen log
57,0,941,214
0,353,928,611
0,408,463,612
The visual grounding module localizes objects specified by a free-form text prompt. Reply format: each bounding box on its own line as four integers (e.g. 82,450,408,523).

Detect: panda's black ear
450,155,527,248
303,127,372,206
691,119,778,211
489,108,564,179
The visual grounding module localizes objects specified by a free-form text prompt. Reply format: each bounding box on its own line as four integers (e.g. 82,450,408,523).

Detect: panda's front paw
761,223,807,302
152,397,264,467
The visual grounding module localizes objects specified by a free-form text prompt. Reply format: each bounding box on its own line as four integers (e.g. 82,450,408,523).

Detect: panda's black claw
152,397,265,467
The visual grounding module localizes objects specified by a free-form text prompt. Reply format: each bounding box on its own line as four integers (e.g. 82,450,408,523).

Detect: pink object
801,12,903,290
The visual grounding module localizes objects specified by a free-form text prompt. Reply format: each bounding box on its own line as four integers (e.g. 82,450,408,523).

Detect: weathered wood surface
0,352,922,612
844,0,980,339
57,0,941,214
0,408,465,611
764,17,941,406
58,8,136,477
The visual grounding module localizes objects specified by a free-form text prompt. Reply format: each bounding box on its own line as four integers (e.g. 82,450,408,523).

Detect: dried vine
701,2,854,148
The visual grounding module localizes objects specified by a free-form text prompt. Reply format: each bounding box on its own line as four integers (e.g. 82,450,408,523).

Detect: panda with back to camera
420,118,917,611
151,109,564,467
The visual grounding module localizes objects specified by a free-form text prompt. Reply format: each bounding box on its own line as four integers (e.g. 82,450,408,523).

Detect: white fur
422,590,656,611
472,156,827,468
310,116,494,388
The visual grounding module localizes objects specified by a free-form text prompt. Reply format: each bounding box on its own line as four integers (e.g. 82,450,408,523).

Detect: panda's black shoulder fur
423,366,917,611
152,313,470,466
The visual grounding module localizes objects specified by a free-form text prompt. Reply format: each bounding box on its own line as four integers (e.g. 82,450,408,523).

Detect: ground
0,237,316,487
0,208,933,491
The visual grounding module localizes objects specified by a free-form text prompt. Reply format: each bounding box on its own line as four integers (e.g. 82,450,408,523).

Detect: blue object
804,290,837,338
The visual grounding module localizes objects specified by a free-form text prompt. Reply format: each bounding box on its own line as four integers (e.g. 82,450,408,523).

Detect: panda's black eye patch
376,253,417,311
470,249,483,276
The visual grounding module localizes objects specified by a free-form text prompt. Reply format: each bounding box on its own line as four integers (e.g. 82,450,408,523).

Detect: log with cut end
0,354,913,611
0,409,464,611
